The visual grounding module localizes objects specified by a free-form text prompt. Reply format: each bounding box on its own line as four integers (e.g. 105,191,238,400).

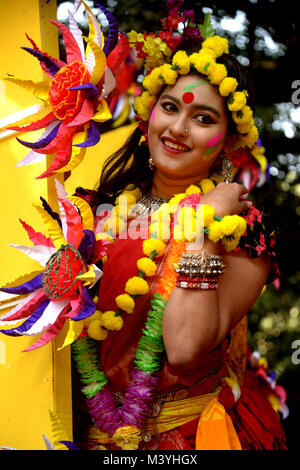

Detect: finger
240,200,252,211
239,185,248,195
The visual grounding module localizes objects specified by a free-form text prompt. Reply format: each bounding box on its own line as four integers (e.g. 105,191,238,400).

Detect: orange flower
49,61,91,122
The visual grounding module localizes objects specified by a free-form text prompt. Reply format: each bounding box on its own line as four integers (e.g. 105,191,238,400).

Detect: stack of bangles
174,252,226,290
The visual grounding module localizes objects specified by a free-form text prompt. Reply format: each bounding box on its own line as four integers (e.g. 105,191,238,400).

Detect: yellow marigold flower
172,50,190,75
143,68,164,95
140,90,155,110
115,191,137,206
207,220,223,243
134,95,150,121
128,30,139,44
84,310,103,328
87,320,108,341
237,119,254,135
177,206,196,226
219,215,240,236
149,221,170,242
124,185,142,200
160,63,178,85
233,216,247,238
202,36,229,57
190,53,216,75
208,63,227,85
202,204,215,227
240,125,259,148
95,232,114,243
185,184,201,195
143,238,166,257
232,105,253,125
183,217,201,242
173,224,185,242
222,236,240,252
102,311,124,331
199,178,215,194
116,294,135,314
219,77,238,97
198,47,216,58
125,276,149,296
168,193,186,213
228,91,248,112
137,257,157,277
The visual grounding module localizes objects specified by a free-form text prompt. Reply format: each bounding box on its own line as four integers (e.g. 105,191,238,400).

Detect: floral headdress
129,4,259,152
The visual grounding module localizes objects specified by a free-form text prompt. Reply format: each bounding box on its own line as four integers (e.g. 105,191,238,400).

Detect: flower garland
85,180,247,342
72,180,248,450
132,33,258,150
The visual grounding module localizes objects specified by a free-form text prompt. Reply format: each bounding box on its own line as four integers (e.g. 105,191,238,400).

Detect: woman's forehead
161,74,225,107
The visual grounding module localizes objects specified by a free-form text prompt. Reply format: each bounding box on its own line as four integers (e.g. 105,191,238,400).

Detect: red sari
75,189,287,450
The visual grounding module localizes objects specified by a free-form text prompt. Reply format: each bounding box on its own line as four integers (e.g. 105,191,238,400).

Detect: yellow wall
0,0,135,449
0,0,70,450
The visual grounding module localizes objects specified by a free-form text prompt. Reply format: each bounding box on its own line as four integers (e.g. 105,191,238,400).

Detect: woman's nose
169,114,188,139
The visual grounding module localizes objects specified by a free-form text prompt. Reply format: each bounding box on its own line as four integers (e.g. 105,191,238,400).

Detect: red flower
244,205,262,227
42,244,86,301
48,61,91,122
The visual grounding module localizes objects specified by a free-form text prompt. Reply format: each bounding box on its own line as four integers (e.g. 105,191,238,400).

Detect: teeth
163,140,188,151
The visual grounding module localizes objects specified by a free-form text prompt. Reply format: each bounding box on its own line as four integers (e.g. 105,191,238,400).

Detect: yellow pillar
0,0,137,450
0,0,73,450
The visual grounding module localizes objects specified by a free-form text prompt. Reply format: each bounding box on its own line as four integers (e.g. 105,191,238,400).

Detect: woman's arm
162,241,270,369
162,182,271,369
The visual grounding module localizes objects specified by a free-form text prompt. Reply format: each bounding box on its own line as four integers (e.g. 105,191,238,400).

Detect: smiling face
148,74,229,186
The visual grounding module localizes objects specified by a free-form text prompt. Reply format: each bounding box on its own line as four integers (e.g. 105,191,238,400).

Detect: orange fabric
195,398,241,450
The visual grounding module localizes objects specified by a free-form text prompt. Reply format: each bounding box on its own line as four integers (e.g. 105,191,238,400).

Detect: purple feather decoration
87,384,124,436
59,441,80,450
40,197,62,228
73,121,100,148
0,299,50,336
21,47,61,76
16,122,61,149
71,287,96,321
78,229,95,263
96,4,119,56
68,83,99,99
0,273,42,295
120,369,159,428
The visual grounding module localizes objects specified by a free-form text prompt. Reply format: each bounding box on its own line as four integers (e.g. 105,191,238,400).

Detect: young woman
72,35,287,450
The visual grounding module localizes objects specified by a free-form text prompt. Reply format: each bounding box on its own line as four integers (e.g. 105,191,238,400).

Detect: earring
148,157,155,170
220,153,233,183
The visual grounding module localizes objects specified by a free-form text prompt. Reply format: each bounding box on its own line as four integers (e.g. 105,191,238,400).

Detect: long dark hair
94,38,255,206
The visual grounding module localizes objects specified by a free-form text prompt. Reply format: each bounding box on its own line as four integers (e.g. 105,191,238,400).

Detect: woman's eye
161,102,178,113
195,114,215,124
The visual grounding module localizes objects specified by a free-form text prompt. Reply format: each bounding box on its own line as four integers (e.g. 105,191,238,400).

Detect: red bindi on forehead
182,92,194,104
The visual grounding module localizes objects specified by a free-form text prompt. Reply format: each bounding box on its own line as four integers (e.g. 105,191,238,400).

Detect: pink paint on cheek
205,132,223,148
150,108,156,123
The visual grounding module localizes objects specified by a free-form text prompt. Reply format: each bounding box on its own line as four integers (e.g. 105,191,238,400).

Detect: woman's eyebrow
160,93,221,118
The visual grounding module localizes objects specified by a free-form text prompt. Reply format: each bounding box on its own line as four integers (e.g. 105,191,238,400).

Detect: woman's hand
201,182,252,217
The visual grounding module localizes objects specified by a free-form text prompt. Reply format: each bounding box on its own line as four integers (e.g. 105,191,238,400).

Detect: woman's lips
161,136,191,154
